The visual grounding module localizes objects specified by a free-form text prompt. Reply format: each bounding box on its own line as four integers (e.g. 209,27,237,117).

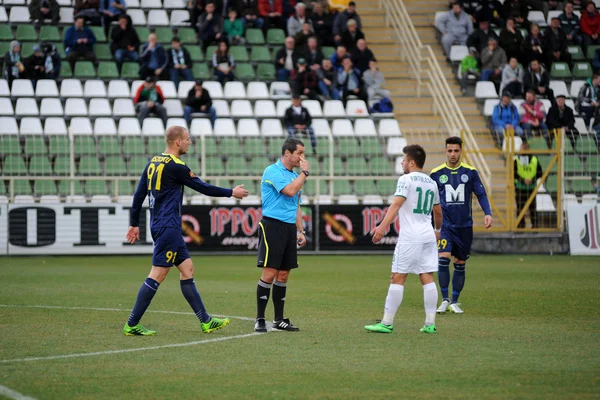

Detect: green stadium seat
20,42,36,57
204,137,219,155
235,63,255,80
564,155,585,173
121,62,140,79
267,138,282,156
53,42,67,59
147,137,165,155
1,136,22,154
347,157,369,175
49,136,69,155
370,156,392,175
378,179,396,196
192,63,211,79
355,179,378,195
178,28,197,45
3,156,27,175
361,137,382,155
550,62,571,79
575,136,599,154
0,181,6,195
552,136,574,152
0,25,13,41
122,136,145,155
185,157,201,174
74,61,96,78
0,43,10,56
529,137,549,150
54,156,71,175
256,63,275,80
339,138,361,156
249,157,269,175
230,46,249,62
128,156,149,174
154,27,174,44
60,62,73,78
538,155,558,173
568,45,585,61
116,179,134,195
586,156,600,175
250,46,271,63
39,26,60,42
334,180,352,194
58,180,84,196
29,155,53,175
586,45,600,60
187,46,204,62
98,136,121,155
98,61,120,79
135,27,151,42
227,157,249,175
90,26,107,42
322,46,335,59
205,45,217,56
78,156,102,175
205,156,225,175
74,136,96,155
105,156,127,175
572,62,592,79
85,180,108,195
245,28,265,45
267,29,285,44
220,137,243,155
34,180,58,196
244,138,265,156
302,179,328,196
13,180,33,195
16,25,37,41
569,178,595,194
320,156,344,175
95,44,113,61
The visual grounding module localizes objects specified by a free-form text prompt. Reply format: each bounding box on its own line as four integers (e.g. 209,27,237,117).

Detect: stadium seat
387,137,408,156
0,79,9,96
94,118,117,135
142,118,165,136
235,63,255,80
394,157,404,175
166,118,187,130
178,27,197,45
574,117,588,134
15,98,39,116
190,118,213,136
121,62,140,79
0,25,12,41
112,98,136,117
346,100,369,117
11,79,34,97
573,62,592,79
13,195,35,203
354,119,377,136
154,28,172,43
0,117,19,135
582,194,599,205
60,79,84,98
475,81,498,99
128,9,147,25
65,98,88,117
39,194,61,203
570,80,585,98
323,100,346,118
449,45,468,62
9,6,30,23
97,136,122,158
157,80,177,98
214,118,236,136
70,117,93,135
105,156,127,175
205,156,225,175
302,100,323,117
202,81,223,99
483,99,499,117
276,99,292,117
148,9,169,25
94,44,113,61
42,117,67,136
74,61,96,78
25,136,47,155
237,119,260,136
551,62,571,79
123,136,144,154
88,98,112,117
254,100,277,118
266,28,285,44
192,63,211,79
247,82,269,99
527,10,547,26
567,45,585,61
312,119,331,137
83,80,107,98
164,99,184,117
97,62,120,79
0,98,14,116
549,81,569,98
256,64,275,80
30,155,53,175
36,79,59,97
170,10,190,26
1,136,21,154
270,82,291,99
212,99,231,117
338,194,359,204
250,46,270,63
362,194,383,204
231,99,253,118
141,0,162,8
261,119,284,137
245,28,265,45
108,80,131,98
3,155,27,175
130,80,144,97
15,25,36,41
230,46,249,62
332,119,354,136
0,7,8,23
378,119,401,137
575,136,599,154
40,98,64,117
19,117,43,135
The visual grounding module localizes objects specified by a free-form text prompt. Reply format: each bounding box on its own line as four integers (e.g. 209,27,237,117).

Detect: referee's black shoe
254,318,267,333
272,318,300,332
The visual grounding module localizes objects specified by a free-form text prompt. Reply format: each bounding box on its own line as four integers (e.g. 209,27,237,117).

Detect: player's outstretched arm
472,170,493,228
371,196,405,243
231,184,249,199
179,164,239,198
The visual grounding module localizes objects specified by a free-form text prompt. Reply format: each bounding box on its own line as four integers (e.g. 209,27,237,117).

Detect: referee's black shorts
256,216,298,270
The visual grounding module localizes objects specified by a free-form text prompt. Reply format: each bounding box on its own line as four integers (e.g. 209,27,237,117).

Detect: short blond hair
165,125,187,144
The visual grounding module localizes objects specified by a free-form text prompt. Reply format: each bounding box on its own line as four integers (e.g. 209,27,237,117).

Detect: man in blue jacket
64,16,97,70
139,33,168,80
491,92,523,144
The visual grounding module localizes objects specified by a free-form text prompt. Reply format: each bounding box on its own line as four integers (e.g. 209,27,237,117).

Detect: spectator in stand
284,94,317,153
167,37,193,89
545,17,572,68
499,17,524,63
3,41,25,88
502,0,529,30
363,59,390,103
100,0,127,37
240,0,263,29
24,45,48,83
520,89,550,141
333,1,362,46
288,3,311,37
29,0,59,28
134,76,168,125
467,19,499,53
212,40,236,84
559,1,582,46
189,0,206,27
471,0,504,26
304,36,324,70
224,8,246,45
184,79,217,126
337,57,367,104
523,23,545,66
41,42,61,79
330,45,348,70
435,2,474,57
524,59,553,100
64,16,98,70
74,0,101,25
351,38,374,74
311,3,333,46
547,94,579,147
258,0,285,31
459,47,480,95
341,19,364,52
576,73,600,125
275,36,299,81
292,58,319,100
198,2,223,52
500,56,524,97
481,38,507,82
294,22,315,50
491,92,524,143
316,58,338,99
111,14,140,69
581,1,600,50
139,33,168,79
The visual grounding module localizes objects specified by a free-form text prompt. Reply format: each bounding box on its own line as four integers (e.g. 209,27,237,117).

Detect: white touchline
0,384,38,400
0,333,262,364
0,304,254,321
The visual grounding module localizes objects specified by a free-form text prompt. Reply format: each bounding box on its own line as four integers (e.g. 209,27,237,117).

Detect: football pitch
0,254,598,399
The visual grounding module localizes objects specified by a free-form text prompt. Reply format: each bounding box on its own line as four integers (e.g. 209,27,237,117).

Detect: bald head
165,125,192,156
166,125,187,144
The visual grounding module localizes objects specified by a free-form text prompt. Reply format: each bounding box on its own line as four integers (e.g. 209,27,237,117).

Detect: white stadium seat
35,80,59,97
65,98,88,117
387,137,408,156
302,100,323,117
14,195,35,204
112,98,136,117
142,118,165,135
230,100,253,118
224,81,246,99
540,99,552,113
270,82,291,98
164,99,184,117
237,119,260,136
0,79,9,96
212,99,230,117
527,10,547,27
90,195,112,204
0,98,14,116
108,80,130,98
130,80,144,97
394,156,404,175
378,119,401,137
261,119,284,137
84,80,107,98
331,119,354,136
483,99,499,117
582,194,598,205
166,118,188,130
354,119,377,136
128,9,147,25
148,9,169,25
247,82,269,99
9,6,30,22
39,195,61,204
44,117,68,135
164,0,185,8
59,7,73,24
213,118,236,136
61,79,84,98
312,119,331,137
240,195,261,205
314,195,333,204
549,81,569,98
117,195,134,205
0,117,18,135
40,98,64,116
253,100,276,118
362,194,383,204
574,117,588,134
338,194,359,205
276,99,292,117
0,7,8,23
323,100,346,117
178,81,195,99
449,45,469,62
88,98,112,117
190,195,212,205
346,99,369,117
170,10,190,26
19,117,43,135
94,118,117,135
565,99,577,115
570,80,585,98
127,0,141,7
546,10,562,25
15,98,39,116
190,118,213,136
141,0,161,7
157,80,177,98
70,117,93,135
65,195,87,204
475,81,498,99
118,118,141,135
11,79,34,97
203,81,224,99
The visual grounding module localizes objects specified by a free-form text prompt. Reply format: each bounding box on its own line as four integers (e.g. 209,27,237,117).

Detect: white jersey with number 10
394,172,440,244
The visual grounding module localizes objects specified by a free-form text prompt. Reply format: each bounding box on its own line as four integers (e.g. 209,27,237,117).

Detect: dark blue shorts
151,227,190,267
437,227,473,262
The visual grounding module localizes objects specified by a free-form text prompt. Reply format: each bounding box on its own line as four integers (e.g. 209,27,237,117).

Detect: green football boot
364,322,393,333
201,316,230,333
420,324,437,334
123,323,157,336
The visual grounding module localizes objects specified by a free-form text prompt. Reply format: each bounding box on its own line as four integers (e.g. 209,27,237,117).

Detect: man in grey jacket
500,57,524,96
287,3,311,38
333,1,362,45
435,2,473,56
481,38,507,82
363,60,390,103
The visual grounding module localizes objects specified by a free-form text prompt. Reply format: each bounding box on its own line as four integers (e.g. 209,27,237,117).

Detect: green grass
0,255,598,399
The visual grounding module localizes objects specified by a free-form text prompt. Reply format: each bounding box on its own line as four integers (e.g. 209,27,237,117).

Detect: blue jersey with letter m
130,153,232,230
430,162,492,228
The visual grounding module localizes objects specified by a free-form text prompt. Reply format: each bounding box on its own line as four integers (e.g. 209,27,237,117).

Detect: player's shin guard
452,263,466,303
256,279,272,320
272,281,287,321
180,278,211,323
381,284,404,326
438,257,451,301
127,278,160,326
423,282,438,326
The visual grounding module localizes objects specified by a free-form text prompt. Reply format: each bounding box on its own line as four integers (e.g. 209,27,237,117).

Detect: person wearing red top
134,76,167,125
258,0,285,32
581,2,600,50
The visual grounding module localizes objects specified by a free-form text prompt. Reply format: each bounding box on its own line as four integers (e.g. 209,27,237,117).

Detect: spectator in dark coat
134,76,167,125
351,39,374,74
559,1,582,46
523,23,545,66
336,57,367,104
303,36,324,70
544,17,572,69
275,36,299,81
258,0,285,31
24,45,48,82
291,58,319,100
184,79,217,126
316,58,338,99
294,22,314,50
99,0,127,37
499,17,524,63
41,42,61,79
524,59,553,99
502,0,529,30
284,94,317,153
310,2,333,46
239,0,264,29
547,94,579,147
341,19,364,52
3,41,25,88
333,1,362,45
198,2,223,52
167,37,194,89
139,33,168,79
29,0,59,27
467,19,500,52
64,16,98,70
111,14,140,68
330,45,348,70
189,0,206,26
74,0,101,25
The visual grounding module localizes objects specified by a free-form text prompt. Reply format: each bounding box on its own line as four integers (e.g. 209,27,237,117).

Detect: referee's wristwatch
301,170,309,177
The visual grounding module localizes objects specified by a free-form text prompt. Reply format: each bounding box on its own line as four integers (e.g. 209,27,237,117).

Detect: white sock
423,282,438,326
381,284,404,326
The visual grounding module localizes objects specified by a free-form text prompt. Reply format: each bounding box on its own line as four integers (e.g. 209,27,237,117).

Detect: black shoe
254,318,267,333
272,318,300,332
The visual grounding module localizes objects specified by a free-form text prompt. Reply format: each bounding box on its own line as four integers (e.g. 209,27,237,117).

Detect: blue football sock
451,263,466,303
127,277,160,326
180,278,211,323
438,257,450,301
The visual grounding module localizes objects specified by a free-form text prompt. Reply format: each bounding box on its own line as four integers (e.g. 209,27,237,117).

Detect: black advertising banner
319,205,399,251
181,205,316,252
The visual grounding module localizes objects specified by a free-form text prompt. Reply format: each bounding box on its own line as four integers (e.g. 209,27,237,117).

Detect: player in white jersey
365,144,443,334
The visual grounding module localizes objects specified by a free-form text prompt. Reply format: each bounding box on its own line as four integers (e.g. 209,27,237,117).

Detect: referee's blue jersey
261,159,301,224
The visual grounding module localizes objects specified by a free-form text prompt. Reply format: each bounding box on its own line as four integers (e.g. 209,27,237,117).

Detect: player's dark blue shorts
437,226,473,261
151,227,190,267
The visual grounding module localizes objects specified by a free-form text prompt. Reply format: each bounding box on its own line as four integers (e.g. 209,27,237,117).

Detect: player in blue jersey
123,126,248,336
430,136,492,314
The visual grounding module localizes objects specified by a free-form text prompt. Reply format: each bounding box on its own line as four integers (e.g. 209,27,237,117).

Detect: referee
254,137,309,333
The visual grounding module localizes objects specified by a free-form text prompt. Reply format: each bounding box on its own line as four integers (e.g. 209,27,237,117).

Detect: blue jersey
430,162,491,228
261,159,301,224
130,153,232,230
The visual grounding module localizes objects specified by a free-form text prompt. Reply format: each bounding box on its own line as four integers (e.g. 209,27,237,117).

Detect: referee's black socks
256,279,272,320
272,281,287,322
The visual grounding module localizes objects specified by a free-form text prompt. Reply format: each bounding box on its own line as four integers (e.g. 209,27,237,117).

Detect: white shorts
391,242,438,275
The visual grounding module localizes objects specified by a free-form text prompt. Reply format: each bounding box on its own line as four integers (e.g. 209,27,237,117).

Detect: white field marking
0,384,38,400
0,304,254,321
0,333,262,364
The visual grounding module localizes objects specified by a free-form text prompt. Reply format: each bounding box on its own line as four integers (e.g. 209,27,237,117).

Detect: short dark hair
526,88,537,96
403,144,426,169
445,136,463,148
282,137,305,156
171,36,180,43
